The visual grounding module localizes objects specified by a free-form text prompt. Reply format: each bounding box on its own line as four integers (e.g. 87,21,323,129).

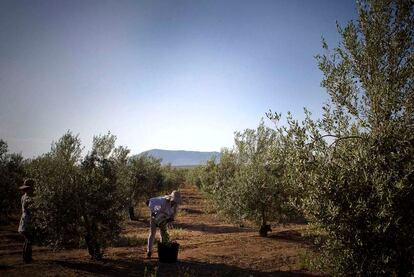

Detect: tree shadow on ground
55,258,316,277
268,230,319,249
174,222,251,234
0,264,12,270
124,219,149,228
180,208,204,215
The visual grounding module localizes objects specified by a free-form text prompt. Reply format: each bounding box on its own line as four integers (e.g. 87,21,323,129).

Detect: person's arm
148,198,157,214
164,204,176,228
172,204,178,220
167,203,178,222
23,195,33,210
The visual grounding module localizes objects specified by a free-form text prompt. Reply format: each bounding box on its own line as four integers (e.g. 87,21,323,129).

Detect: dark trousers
22,233,33,263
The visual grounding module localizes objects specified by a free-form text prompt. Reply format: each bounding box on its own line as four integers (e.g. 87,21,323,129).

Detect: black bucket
157,242,179,263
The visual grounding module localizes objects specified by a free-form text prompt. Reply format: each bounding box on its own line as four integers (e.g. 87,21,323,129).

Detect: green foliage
274,0,414,275
197,121,300,231
185,166,204,189
127,155,164,204
121,155,185,220
161,164,185,193
190,0,413,274
27,131,124,259
27,133,84,247
50,131,83,164
19,130,183,257
79,133,124,259
28,157,79,246
91,132,116,160
0,139,26,223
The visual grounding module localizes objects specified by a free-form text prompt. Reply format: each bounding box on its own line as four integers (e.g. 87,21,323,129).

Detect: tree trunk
259,206,271,237
261,206,266,226
82,214,102,260
128,206,136,221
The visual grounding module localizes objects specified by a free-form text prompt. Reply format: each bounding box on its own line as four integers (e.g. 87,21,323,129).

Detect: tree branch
329,135,364,148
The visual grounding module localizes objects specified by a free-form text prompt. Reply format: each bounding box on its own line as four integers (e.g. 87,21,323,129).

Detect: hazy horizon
0,0,357,158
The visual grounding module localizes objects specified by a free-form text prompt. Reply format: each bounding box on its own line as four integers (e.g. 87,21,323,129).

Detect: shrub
28,136,83,247
161,164,185,193
122,156,185,220
274,0,414,274
28,131,125,259
199,121,300,234
0,140,26,223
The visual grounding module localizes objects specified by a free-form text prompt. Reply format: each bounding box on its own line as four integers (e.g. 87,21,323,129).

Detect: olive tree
200,121,298,235
0,140,26,223
199,149,237,219
161,164,186,193
111,145,132,218
272,0,414,275
28,132,84,247
232,121,294,230
185,165,205,189
28,131,125,259
79,132,124,259
124,155,164,220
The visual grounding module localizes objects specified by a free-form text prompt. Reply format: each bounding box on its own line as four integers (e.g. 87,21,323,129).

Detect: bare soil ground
0,185,324,276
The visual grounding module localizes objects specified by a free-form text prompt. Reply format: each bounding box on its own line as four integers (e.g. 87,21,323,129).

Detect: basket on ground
157,242,179,263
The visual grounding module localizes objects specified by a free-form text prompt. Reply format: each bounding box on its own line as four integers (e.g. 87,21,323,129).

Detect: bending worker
146,190,182,258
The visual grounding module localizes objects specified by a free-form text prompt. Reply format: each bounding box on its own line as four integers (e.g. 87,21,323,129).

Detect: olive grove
276,0,413,274
0,140,26,223
290,0,414,276
192,0,413,275
196,121,300,235
0,131,186,259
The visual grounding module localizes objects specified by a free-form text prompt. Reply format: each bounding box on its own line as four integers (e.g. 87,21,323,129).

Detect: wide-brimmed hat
19,179,35,190
166,190,182,204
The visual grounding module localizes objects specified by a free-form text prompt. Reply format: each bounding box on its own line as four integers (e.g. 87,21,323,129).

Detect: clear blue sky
0,0,357,157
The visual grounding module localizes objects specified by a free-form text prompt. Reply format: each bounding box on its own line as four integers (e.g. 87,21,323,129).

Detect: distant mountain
139,149,220,166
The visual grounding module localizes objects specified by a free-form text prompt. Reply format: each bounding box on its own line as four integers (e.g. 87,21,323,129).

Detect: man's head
19,179,35,195
167,190,182,206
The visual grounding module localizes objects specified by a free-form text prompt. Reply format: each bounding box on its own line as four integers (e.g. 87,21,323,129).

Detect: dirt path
0,185,322,276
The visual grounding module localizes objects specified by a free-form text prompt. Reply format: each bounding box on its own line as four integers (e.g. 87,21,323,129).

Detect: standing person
146,190,182,258
18,179,35,263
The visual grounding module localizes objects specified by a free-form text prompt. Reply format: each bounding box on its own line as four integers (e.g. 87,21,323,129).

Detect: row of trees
189,0,413,275
0,132,185,259
188,121,301,233
0,140,25,223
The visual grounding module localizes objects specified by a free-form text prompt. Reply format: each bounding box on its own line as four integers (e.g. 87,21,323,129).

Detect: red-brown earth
0,185,324,276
